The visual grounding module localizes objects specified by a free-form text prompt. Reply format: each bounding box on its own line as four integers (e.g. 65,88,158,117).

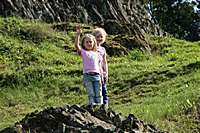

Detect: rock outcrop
0,0,163,54
1,105,165,133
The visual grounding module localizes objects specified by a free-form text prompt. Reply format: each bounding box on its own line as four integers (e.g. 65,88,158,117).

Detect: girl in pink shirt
75,26,103,106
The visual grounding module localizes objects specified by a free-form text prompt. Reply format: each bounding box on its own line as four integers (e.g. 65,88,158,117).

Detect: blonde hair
92,27,107,43
81,34,97,51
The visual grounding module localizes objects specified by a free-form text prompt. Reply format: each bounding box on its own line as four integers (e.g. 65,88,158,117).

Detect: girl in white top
92,27,109,107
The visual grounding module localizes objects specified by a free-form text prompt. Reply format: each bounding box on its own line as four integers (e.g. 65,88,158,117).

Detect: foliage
143,0,200,41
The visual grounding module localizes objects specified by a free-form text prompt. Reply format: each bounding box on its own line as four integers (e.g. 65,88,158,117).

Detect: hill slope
0,17,200,132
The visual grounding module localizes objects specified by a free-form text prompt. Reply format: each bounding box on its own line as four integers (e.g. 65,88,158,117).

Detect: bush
129,49,148,61
0,17,54,43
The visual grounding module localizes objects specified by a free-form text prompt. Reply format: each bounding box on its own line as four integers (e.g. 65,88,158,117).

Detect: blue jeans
102,78,109,104
83,74,103,105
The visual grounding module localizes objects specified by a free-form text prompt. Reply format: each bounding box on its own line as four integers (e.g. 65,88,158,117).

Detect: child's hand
76,25,82,35
104,72,108,82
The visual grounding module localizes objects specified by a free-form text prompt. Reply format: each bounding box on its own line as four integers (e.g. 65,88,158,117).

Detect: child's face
83,37,94,50
96,33,105,45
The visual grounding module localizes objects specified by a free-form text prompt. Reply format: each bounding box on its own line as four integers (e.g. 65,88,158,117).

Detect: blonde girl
92,27,109,107
75,26,103,106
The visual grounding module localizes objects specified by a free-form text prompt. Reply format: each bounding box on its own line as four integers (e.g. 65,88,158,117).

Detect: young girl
75,26,103,106
92,27,109,107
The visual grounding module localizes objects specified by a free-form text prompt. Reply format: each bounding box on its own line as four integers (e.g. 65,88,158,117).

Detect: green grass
0,17,200,132
108,37,200,132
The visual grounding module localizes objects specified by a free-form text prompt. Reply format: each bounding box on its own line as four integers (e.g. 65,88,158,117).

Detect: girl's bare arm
103,53,108,81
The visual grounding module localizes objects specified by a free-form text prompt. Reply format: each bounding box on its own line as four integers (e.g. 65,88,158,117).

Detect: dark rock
0,105,166,133
104,20,131,35
0,0,164,54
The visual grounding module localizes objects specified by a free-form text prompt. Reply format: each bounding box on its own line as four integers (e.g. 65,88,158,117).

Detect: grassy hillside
0,17,200,132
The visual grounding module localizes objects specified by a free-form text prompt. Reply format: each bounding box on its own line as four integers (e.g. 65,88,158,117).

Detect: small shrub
0,17,54,44
19,24,51,43
129,49,148,61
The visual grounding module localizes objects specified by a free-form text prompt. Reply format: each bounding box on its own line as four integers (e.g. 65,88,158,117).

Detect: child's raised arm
75,26,82,54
